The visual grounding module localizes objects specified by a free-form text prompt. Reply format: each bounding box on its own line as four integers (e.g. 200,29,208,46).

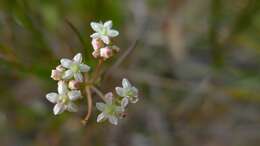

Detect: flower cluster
47,53,90,115
96,78,139,125
90,20,120,60
45,20,140,126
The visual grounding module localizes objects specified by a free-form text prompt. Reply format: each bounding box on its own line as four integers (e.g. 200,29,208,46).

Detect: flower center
105,105,116,115
101,28,108,35
60,95,69,104
70,63,79,73
126,89,134,97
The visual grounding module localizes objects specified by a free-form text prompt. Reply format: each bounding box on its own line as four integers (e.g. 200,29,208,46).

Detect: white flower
60,53,90,82
96,92,124,125
115,78,139,105
46,81,82,115
90,20,119,44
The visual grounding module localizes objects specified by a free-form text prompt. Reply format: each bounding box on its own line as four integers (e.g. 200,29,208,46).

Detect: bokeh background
0,0,260,146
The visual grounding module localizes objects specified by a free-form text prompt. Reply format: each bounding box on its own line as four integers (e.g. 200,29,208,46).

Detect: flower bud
100,47,113,60
112,45,120,52
51,69,62,80
91,38,104,50
68,80,81,90
56,65,65,72
92,50,100,58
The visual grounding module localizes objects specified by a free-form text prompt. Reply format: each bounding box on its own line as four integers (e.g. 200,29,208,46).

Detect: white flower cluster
45,20,140,126
96,78,139,125
46,53,90,115
90,20,120,60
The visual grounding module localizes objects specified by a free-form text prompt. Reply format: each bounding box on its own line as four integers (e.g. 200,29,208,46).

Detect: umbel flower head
116,78,139,105
60,53,90,82
90,20,119,44
46,81,82,115
96,92,124,125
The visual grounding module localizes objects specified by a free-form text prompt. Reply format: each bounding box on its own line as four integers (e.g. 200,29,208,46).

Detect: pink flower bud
100,47,113,60
68,80,81,90
92,50,100,58
56,65,65,72
91,38,104,50
51,69,62,80
112,45,120,52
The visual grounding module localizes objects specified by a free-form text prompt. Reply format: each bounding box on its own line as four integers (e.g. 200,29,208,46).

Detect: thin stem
65,19,88,55
91,59,103,83
82,87,92,125
91,86,106,101
81,74,92,125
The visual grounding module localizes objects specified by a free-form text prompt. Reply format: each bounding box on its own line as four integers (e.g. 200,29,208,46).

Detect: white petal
115,87,125,97
67,102,78,112
73,53,82,63
116,106,124,112
90,33,101,38
53,103,65,115
46,93,59,103
58,81,68,95
96,102,106,111
104,92,113,104
101,35,110,44
60,59,72,68
104,20,112,29
90,22,103,32
108,30,119,37
74,73,83,82
130,96,139,103
122,78,131,88
97,113,105,122
121,97,129,108
132,87,139,97
108,116,118,125
68,90,82,101
79,64,90,72
62,70,73,80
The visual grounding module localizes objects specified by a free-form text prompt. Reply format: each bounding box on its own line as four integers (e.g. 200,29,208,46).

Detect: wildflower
90,20,119,44
96,92,124,125
60,53,90,82
100,46,113,60
115,78,139,105
46,81,82,115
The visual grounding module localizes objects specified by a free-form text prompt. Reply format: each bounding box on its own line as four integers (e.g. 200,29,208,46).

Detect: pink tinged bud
68,80,81,90
92,50,100,58
56,65,65,72
91,38,104,50
51,69,62,80
112,45,120,52
100,47,113,60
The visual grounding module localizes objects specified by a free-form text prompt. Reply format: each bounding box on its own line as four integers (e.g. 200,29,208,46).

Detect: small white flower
96,92,124,125
116,78,139,105
46,81,82,115
60,53,90,82
90,20,119,44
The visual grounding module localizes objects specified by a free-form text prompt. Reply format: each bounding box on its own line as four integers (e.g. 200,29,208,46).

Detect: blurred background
0,0,260,146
